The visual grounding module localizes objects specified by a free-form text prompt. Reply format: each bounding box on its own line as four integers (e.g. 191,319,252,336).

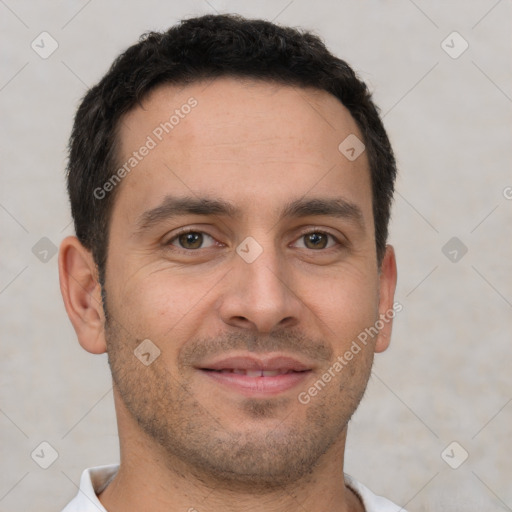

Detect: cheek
310,264,380,342
108,269,216,344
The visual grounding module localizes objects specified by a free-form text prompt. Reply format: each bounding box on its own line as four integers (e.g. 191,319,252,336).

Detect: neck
99,387,364,512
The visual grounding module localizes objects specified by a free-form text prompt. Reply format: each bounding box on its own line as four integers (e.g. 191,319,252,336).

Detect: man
59,13,403,512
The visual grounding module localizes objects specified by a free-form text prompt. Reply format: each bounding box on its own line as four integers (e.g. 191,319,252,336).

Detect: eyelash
165,227,344,253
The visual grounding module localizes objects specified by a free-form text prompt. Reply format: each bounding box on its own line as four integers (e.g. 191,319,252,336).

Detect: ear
58,236,107,354
374,244,398,353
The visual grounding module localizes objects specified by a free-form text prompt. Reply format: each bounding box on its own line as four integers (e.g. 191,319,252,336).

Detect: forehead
119,76,363,158
112,77,372,226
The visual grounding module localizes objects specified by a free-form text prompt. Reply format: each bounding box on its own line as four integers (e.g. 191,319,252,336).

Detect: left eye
293,232,338,250
168,231,216,250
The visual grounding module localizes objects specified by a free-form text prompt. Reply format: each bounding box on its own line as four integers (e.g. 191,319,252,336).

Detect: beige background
1,1,511,510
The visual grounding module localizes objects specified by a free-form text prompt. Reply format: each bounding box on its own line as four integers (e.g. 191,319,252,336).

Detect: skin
59,77,397,512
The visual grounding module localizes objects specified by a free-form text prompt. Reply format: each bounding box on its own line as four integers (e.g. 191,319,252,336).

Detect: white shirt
61,464,407,512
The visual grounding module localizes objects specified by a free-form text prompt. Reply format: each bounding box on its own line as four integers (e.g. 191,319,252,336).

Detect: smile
208,369,300,377
197,354,314,396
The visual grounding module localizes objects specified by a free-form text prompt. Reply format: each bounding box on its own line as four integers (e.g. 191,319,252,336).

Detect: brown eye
178,232,203,249
295,231,339,250
303,232,329,249
168,231,216,250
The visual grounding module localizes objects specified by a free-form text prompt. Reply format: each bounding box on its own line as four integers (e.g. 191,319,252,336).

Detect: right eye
167,230,218,251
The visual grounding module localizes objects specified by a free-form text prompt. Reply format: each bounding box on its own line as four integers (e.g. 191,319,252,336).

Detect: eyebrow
136,195,365,232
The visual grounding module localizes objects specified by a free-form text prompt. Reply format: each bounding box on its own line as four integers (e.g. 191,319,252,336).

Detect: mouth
197,354,313,396
206,368,300,377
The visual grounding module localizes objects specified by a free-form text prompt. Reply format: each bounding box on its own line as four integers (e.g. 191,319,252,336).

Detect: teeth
246,370,262,377
218,369,291,376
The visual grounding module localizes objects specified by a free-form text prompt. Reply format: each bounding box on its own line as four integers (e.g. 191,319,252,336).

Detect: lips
197,354,312,396
213,369,295,377
200,355,311,373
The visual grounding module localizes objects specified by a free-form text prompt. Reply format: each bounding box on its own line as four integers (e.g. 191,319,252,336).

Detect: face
101,77,396,488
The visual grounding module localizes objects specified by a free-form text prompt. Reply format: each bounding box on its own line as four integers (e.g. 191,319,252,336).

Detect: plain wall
1,1,511,510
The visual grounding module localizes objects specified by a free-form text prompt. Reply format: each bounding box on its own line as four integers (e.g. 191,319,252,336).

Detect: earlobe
58,236,107,354
374,244,398,353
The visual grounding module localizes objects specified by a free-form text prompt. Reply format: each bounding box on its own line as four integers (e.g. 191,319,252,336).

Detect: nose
217,240,303,334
